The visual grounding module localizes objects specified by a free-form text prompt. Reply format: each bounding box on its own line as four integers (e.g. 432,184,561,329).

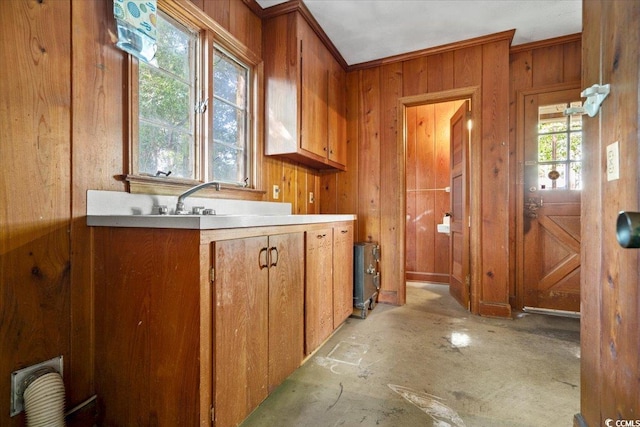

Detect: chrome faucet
175,181,220,214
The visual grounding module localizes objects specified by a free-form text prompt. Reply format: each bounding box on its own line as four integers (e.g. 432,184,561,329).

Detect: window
211,47,249,184
537,101,583,190
130,4,260,192
138,12,197,179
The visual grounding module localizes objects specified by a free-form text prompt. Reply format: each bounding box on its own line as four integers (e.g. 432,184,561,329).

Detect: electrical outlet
272,184,280,199
11,356,63,416
309,191,315,204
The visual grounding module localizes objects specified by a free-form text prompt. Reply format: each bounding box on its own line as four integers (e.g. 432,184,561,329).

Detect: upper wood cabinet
264,12,347,171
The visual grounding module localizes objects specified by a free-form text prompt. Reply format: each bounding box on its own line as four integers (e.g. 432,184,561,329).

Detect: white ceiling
256,0,582,66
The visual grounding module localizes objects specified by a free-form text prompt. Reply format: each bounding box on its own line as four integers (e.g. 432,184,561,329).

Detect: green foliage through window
135,10,253,187
138,12,196,179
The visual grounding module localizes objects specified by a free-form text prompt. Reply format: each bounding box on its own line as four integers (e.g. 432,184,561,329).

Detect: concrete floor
241,282,580,427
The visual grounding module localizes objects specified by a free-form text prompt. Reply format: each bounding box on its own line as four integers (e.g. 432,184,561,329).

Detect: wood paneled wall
406,101,463,283
577,0,640,424
508,33,581,308
329,32,513,314
1,1,72,424
0,0,315,424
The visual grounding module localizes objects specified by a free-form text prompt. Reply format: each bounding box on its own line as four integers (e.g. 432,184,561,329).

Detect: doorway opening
399,87,480,313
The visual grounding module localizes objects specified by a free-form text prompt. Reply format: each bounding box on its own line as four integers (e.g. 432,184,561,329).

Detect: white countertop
87,213,356,229
86,190,355,230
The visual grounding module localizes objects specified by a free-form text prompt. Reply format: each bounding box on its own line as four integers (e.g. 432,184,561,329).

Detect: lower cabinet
305,223,354,355
305,227,334,354
333,224,354,328
93,221,352,426
213,233,304,427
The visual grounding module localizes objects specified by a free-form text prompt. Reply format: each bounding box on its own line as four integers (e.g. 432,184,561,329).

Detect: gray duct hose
23,371,66,427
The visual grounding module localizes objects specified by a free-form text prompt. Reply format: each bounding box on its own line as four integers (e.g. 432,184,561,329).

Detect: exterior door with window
522,89,582,313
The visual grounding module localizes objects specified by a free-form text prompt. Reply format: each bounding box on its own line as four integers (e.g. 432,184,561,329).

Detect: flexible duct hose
23,371,66,427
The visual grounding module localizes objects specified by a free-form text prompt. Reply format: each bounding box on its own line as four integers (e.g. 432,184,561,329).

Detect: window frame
126,0,264,199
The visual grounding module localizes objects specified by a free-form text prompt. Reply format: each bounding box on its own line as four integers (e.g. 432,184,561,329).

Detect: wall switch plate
11,356,63,417
309,192,314,204
272,184,280,199
607,141,620,181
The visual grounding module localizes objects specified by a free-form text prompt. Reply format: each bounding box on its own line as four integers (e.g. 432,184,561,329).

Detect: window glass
138,12,197,178
211,47,249,184
132,6,256,189
537,101,582,190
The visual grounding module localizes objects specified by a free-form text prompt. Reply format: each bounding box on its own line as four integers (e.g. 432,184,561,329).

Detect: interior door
449,101,470,309
522,89,582,313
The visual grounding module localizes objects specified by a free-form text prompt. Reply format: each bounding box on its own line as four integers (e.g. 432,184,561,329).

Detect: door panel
268,233,304,391
214,237,269,427
522,89,581,312
449,101,470,309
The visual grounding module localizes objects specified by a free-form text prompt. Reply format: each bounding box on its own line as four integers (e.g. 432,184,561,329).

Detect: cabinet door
328,57,347,167
305,228,334,354
214,237,269,427
333,224,354,328
299,19,328,159
268,232,304,391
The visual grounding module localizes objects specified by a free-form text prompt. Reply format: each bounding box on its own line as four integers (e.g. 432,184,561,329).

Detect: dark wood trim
510,33,582,54
241,0,264,18
349,29,516,72
378,290,398,304
478,301,512,318
261,0,349,70
406,272,450,284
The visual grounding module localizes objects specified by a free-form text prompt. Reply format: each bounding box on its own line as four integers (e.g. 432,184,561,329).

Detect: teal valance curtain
113,0,158,64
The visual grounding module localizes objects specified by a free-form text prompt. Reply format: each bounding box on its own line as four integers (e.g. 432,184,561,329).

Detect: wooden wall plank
229,0,263,56
357,68,381,244
595,0,640,421
405,106,417,272
454,46,482,88
578,0,602,420
281,161,296,210
415,104,435,274
70,0,128,408
379,62,404,303
0,1,72,425
427,51,455,92
479,40,510,313
402,56,428,97
562,40,581,83
532,44,564,87
508,49,532,303
434,102,457,275
203,0,229,28
338,71,360,220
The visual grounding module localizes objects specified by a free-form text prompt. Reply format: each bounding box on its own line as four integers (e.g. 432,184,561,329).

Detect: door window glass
537,101,583,190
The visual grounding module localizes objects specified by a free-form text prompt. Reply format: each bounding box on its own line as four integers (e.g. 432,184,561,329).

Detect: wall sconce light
564,83,610,117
